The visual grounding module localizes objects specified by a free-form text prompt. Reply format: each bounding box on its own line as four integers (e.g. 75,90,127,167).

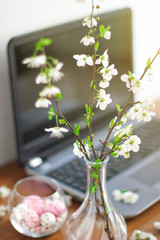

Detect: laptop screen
8,8,132,165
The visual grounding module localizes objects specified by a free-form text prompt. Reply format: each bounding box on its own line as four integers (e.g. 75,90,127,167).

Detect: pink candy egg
47,200,66,217
24,195,45,216
23,209,40,228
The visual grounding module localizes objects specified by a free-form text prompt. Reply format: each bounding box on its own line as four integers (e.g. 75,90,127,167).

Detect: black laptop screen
8,8,132,164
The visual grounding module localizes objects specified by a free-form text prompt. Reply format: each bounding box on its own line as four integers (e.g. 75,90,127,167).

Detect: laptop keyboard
48,119,160,194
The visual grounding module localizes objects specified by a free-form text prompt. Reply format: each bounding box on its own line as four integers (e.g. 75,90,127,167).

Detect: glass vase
66,153,127,240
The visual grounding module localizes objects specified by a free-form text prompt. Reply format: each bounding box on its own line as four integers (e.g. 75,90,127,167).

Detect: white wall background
0,0,160,166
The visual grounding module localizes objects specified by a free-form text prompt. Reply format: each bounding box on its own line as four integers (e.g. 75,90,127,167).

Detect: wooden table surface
0,161,160,240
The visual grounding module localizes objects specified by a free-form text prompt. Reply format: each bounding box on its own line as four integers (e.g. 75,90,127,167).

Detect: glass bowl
8,175,68,238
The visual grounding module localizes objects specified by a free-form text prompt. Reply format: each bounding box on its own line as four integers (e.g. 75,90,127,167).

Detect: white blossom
120,74,130,88
104,31,111,40
35,98,52,108
141,98,155,110
121,144,130,159
73,54,93,67
99,79,110,89
127,104,142,121
73,142,90,158
22,54,46,68
128,104,155,122
130,78,142,94
125,135,141,152
82,16,97,28
153,221,160,230
45,127,68,138
95,50,109,67
0,205,8,218
113,144,130,159
121,73,142,93
122,191,139,204
49,62,64,82
136,109,155,122
0,186,11,198
114,124,133,139
121,114,128,124
35,72,48,84
112,189,122,201
130,230,157,240
112,189,139,204
100,64,118,81
80,36,95,46
40,86,60,98
96,89,112,110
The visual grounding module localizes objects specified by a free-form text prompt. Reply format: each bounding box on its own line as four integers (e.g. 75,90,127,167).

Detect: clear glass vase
66,153,127,240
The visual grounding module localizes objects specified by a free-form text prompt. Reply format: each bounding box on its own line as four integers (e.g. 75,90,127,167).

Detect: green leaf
146,58,151,70
76,140,79,146
82,139,86,145
92,158,102,171
109,119,115,128
35,41,43,52
43,38,53,46
59,119,66,125
86,116,90,127
95,158,101,163
121,189,128,193
91,171,99,179
99,25,105,33
94,41,99,51
48,106,55,120
89,184,97,194
128,71,134,80
116,121,123,126
106,25,111,31
110,152,118,157
88,136,93,147
56,93,63,100
90,80,94,90
74,124,80,136
115,134,121,142
116,104,121,112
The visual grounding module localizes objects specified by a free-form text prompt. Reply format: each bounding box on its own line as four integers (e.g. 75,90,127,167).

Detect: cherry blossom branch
100,48,160,160
88,0,97,160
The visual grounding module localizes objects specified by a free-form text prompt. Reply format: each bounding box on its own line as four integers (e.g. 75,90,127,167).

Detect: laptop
7,8,160,219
